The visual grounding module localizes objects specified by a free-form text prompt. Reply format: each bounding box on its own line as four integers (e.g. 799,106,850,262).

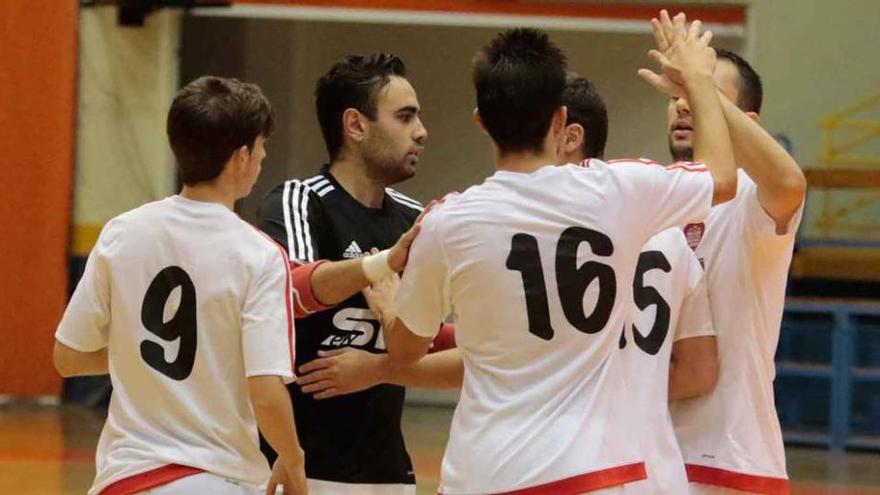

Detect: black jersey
258,169,421,485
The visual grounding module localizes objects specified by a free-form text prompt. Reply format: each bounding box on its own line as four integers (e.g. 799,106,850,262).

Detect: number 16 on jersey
506,227,617,340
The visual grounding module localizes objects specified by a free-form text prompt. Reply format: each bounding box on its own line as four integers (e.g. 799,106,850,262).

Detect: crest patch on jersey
684,222,705,251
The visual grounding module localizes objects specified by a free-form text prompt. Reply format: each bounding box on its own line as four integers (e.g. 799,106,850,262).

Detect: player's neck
494,148,559,175
328,157,386,209
179,184,236,210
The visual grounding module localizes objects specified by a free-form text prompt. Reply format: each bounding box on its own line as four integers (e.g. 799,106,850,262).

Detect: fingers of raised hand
651,18,670,52
673,12,687,37
699,29,713,47
637,69,685,99
687,19,702,42
659,10,676,40
648,49,672,69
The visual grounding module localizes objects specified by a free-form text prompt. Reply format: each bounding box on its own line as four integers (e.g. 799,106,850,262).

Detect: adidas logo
342,241,364,259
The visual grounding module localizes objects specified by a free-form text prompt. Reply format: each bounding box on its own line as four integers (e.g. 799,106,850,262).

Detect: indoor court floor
1,402,879,494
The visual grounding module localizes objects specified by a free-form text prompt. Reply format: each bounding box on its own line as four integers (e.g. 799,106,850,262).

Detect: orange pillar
0,2,78,396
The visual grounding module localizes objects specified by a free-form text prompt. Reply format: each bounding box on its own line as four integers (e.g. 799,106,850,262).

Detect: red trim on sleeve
607,157,663,166
666,161,709,172
252,226,297,375
420,192,459,221
281,249,295,372
603,157,708,173
101,465,204,495
429,323,456,353
440,462,646,495
290,260,332,318
686,464,790,495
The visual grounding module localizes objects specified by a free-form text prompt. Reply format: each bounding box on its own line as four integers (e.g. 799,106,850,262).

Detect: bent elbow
784,169,807,200
54,363,74,378
712,179,737,205
53,345,75,378
53,357,77,378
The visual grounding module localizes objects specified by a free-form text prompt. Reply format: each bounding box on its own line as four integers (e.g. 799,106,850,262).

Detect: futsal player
558,73,719,494
647,12,807,495
385,24,737,494
257,53,452,495
53,76,306,495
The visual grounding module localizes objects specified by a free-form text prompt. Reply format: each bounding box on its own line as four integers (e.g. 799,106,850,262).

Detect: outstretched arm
639,11,737,205
308,224,421,306
297,347,463,399
718,95,806,231
258,181,421,313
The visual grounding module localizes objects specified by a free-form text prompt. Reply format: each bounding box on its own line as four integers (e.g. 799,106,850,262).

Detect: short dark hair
167,76,274,186
315,53,407,161
563,75,608,160
472,28,567,155
716,48,763,113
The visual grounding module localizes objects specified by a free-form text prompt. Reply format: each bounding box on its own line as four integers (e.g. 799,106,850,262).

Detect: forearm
310,258,371,306
686,75,737,204
53,342,108,377
669,361,707,401
386,318,433,364
386,348,463,389
669,334,719,401
248,376,304,462
719,94,806,221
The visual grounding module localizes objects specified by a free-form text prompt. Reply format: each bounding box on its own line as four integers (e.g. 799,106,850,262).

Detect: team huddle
53,11,806,495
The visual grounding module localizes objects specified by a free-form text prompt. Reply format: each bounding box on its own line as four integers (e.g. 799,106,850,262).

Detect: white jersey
396,160,714,494
55,195,295,495
621,228,714,495
671,170,803,494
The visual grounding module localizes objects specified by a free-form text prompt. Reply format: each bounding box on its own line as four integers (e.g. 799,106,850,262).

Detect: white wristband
362,249,394,283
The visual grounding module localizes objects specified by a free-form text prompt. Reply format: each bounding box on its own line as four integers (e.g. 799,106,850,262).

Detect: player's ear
343,108,367,144
472,108,488,136
227,144,249,177
745,111,760,124
563,124,584,155
551,105,568,134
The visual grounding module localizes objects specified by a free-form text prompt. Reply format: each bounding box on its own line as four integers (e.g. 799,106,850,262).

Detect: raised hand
639,10,715,99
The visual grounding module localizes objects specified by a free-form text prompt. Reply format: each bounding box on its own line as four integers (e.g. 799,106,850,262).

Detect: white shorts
306,478,416,495
139,472,261,494
688,483,762,495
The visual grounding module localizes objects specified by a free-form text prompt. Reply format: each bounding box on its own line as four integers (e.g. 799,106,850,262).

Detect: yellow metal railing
811,91,880,239
821,91,880,166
